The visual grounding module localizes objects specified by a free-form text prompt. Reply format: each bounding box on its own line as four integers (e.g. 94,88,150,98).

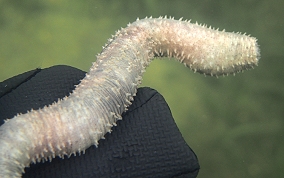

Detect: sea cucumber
0,17,259,177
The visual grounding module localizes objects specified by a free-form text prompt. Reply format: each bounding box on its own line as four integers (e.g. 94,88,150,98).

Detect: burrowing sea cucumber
0,17,259,177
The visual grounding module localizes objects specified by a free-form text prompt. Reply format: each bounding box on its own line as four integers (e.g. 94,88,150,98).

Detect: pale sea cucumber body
0,17,259,177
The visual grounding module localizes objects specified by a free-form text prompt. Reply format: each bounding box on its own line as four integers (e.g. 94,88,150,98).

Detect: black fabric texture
0,68,41,98
0,65,200,178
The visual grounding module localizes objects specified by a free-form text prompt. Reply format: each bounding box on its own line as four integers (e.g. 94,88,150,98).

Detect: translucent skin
0,17,259,177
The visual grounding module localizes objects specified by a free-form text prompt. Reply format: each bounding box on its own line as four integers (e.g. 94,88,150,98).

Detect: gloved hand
0,65,199,178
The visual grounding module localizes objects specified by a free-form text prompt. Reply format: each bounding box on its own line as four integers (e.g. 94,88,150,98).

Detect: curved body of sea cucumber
0,17,259,177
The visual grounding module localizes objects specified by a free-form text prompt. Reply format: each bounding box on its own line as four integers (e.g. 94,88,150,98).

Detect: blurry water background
0,0,283,177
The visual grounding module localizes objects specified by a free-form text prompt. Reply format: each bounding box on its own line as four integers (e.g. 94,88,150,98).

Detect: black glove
0,65,199,178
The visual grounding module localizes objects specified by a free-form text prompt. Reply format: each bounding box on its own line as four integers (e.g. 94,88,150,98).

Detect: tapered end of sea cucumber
143,18,260,76
198,34,260,76
178,29,260,76
182,28,260,77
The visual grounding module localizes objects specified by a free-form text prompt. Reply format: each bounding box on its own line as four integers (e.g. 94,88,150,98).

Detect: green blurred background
0,0,283,177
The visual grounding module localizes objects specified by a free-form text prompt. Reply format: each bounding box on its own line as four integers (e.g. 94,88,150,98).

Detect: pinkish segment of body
0,17,259,177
